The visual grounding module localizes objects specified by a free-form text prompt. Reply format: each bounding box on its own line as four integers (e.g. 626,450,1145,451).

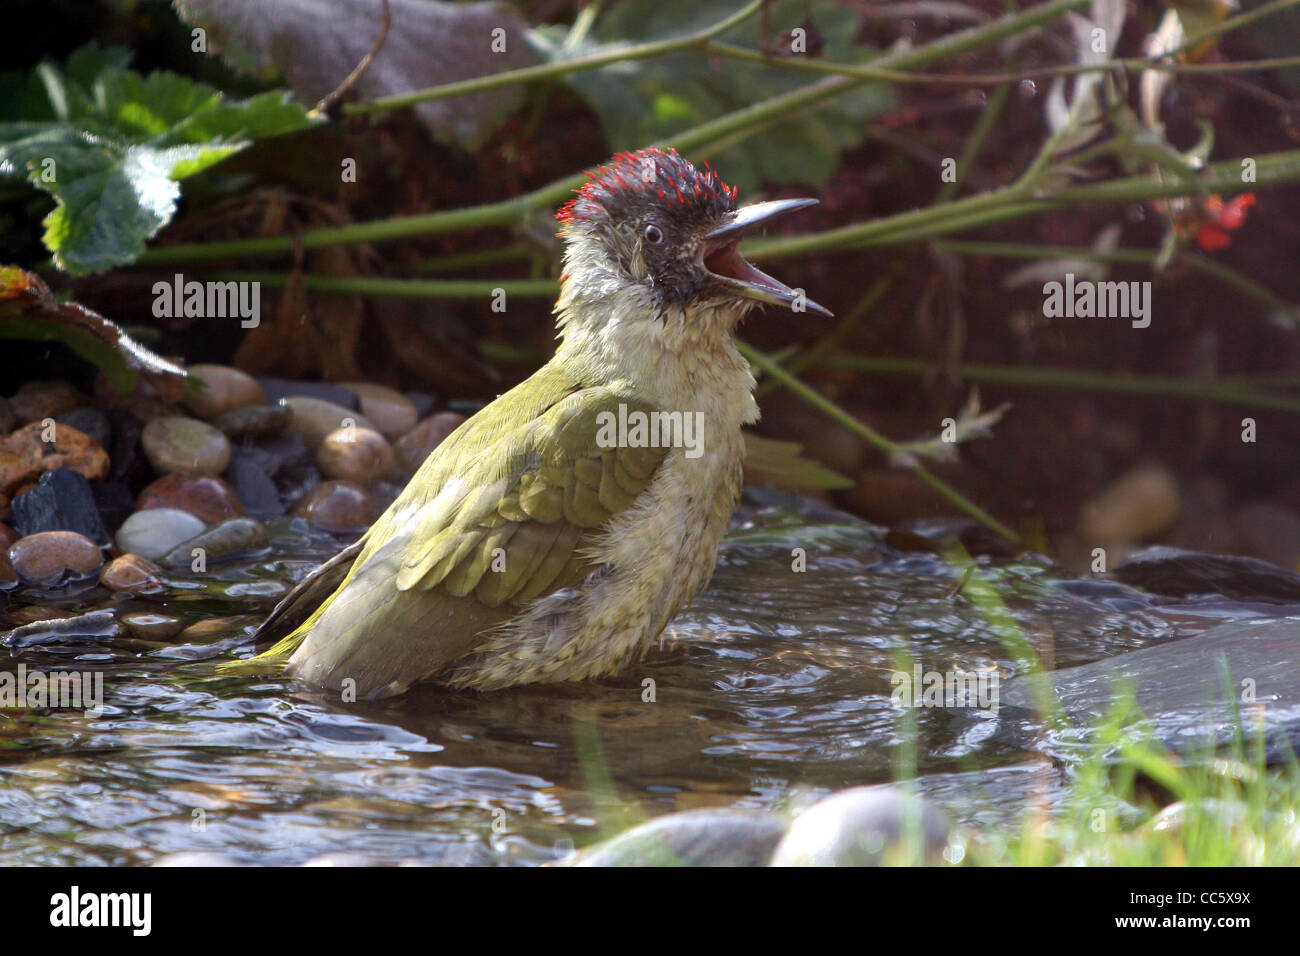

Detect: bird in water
222,146,829,698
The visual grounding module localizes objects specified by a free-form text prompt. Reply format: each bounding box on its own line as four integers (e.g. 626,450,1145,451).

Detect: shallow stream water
0,492,1277,865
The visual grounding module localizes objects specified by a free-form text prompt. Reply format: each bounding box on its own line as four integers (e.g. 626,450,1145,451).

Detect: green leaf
0,43,318,274
540,0,894,193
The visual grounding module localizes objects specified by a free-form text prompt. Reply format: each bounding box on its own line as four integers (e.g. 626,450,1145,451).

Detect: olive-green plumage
220,147,827,698
224,366,670,697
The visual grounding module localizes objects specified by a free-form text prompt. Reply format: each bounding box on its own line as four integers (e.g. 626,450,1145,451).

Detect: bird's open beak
701,198,832,317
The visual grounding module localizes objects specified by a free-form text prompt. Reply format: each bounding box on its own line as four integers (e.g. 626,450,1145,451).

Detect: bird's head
554,148,830,343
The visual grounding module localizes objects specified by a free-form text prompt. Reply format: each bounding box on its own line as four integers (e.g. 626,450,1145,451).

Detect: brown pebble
8,380,83,424
1,422,110,491
283,396,375,448
0,549,17,590
178,616,252,643
1078,463,1181,544
293,480,376,533
394,412,465,476
99,553,166,594
183,364,267,420
8,530,103,586
137,472,246,524
121,612,185,642
316,427,395,483
339,382,418,439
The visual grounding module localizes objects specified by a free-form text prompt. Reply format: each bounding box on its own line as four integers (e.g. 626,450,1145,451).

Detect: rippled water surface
1,494,1214,865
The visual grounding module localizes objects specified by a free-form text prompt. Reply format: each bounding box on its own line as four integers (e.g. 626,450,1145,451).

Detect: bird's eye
643,223,664,244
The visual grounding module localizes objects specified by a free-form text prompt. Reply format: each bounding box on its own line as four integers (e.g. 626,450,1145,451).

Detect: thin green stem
344,0,765,114
755,261,904,398
1172,0,1300,57
744,149,1300,260
137,0,1091,266
407,242,536,275
737,339,1023,544
704,44,1300,86
207,272,559,299
935,239,1300,324
813,354,1300,415
937,82,1011,204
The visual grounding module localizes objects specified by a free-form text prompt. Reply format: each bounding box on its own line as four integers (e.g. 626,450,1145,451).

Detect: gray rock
115,508,207,561
10,468,109,546
1115,546,1300,602
572,809,788,867
161,517,270,570
2,609,119,648
224,450,284,521
999,617,1300,762
771,787,957,866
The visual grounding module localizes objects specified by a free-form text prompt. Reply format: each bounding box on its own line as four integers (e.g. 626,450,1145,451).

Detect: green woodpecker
223,146,829,698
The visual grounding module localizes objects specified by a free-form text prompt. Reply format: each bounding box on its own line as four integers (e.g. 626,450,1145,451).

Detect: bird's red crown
556,147,738,230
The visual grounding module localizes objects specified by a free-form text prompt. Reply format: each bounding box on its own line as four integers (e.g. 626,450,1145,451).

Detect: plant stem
743,149,1300,260
343,0,766,114
137,0,1092,266
736,340,1023,544
813,354,1300,415
935,240,1300,324
206,272,559,299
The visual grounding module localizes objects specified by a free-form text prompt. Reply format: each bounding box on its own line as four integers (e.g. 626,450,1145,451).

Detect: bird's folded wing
392,387,670,605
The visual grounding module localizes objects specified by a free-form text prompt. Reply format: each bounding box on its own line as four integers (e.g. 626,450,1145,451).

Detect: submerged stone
998,617,1300,763
160,517,270,570
572,809,788,867
770,787,957,866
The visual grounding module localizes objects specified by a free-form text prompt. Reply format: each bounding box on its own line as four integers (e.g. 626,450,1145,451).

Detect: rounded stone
770,787,958,867
57,407,111,450
115,507,208,561
0,550,17,590
99,553,166,594
283,396,375,449
0,447,39,499
293,480,375,533
1078,463,1181,544
316,427,395,483
160,517,270,569
2,421,110,485
121,612,185,642
177,616,251,643
212,403,292,440
137,472,245,524
7,530,103,586
183,364,266,420
394,412,465,476
141,416,232,475
153,852,243,867
0,522,19,549
8,380,82,424
573,810,788,867
339,382,418,438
